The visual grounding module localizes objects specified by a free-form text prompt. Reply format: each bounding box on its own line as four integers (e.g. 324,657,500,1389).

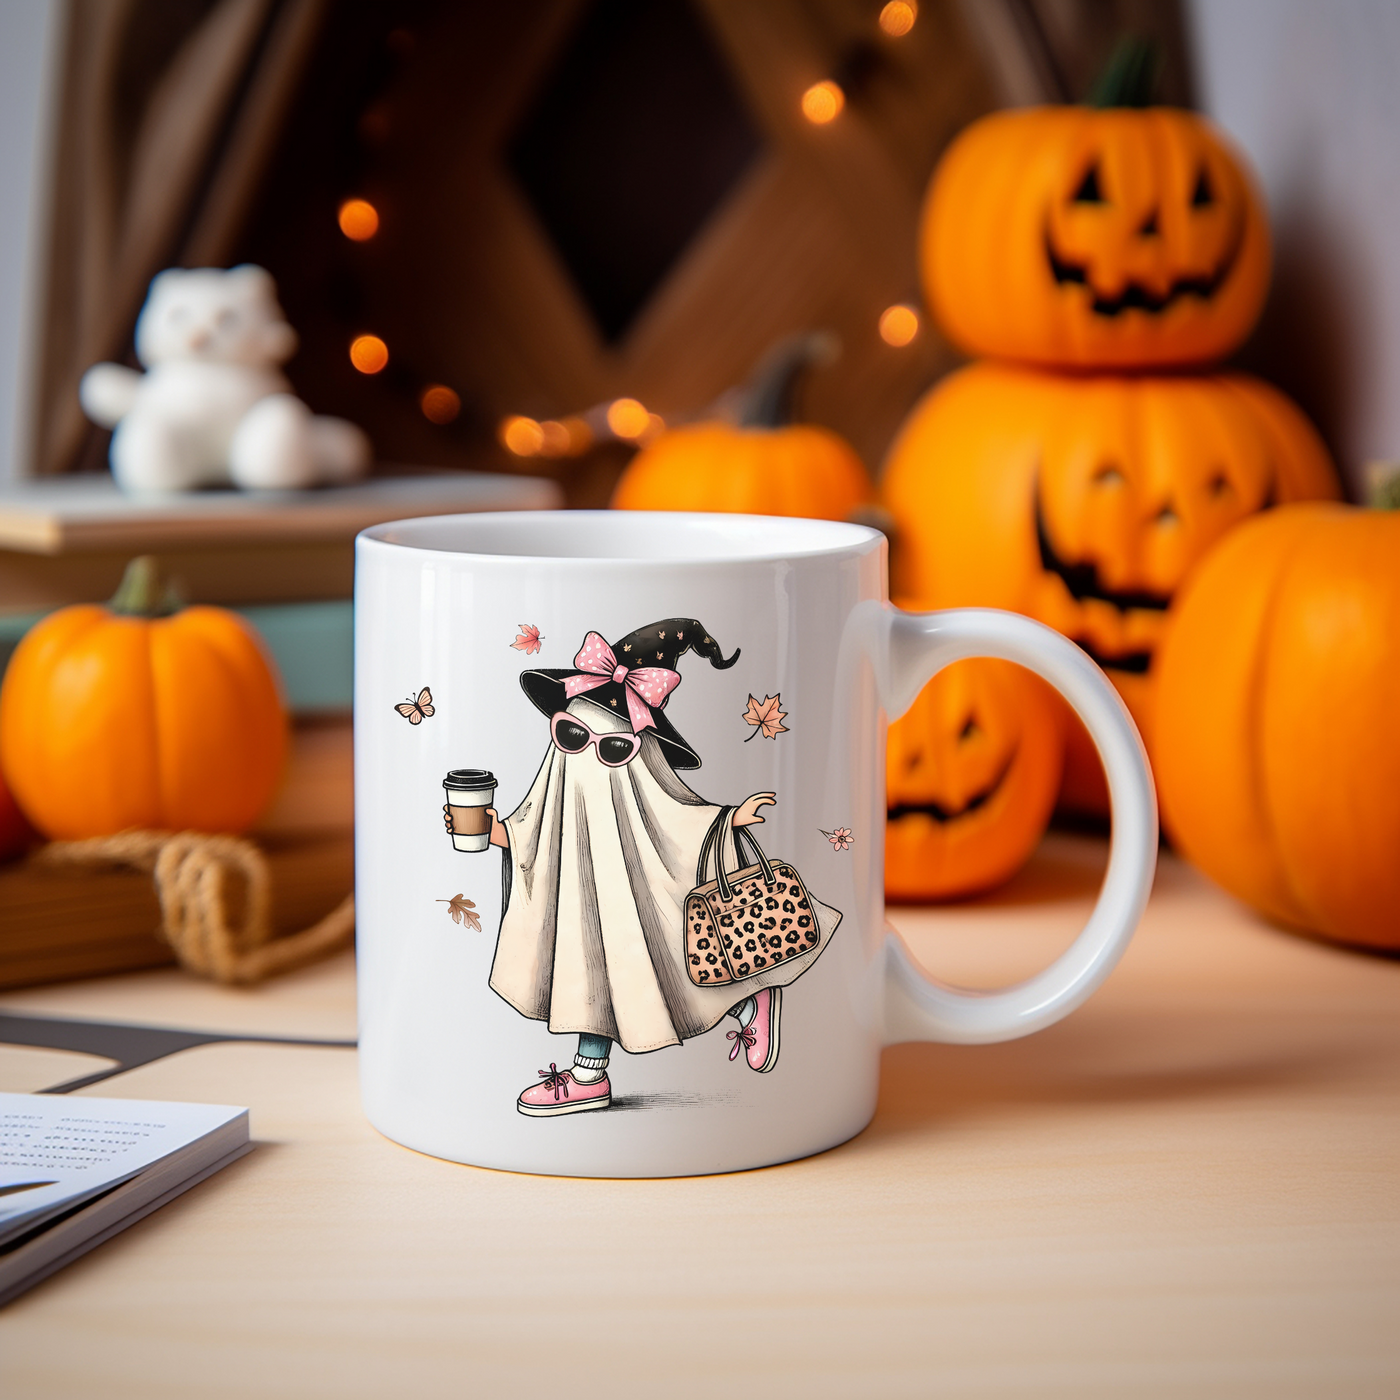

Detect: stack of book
0,471,559,989
0,1090,250,1305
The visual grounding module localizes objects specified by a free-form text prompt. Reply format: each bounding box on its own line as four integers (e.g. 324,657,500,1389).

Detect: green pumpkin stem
109,555,183,617
737,331,840,429
1087,36,1161,109
1370,464,1400,511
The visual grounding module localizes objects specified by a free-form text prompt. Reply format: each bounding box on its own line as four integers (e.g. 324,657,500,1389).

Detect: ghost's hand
733,792,777,827
487,807,509,849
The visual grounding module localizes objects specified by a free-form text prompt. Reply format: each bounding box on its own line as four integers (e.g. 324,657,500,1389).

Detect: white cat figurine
80,264,371,492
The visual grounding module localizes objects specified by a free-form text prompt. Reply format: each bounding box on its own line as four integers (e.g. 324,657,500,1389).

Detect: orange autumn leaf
437,894,481,931
742,693,789,741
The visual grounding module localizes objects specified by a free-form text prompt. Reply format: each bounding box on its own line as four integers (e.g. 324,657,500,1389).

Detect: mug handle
879,607,1157,1046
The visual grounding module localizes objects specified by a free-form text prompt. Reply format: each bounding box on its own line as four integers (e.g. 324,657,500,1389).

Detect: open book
0,1092,250,1306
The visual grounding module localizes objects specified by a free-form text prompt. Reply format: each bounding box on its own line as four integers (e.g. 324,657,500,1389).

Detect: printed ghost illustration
458,618,842,1118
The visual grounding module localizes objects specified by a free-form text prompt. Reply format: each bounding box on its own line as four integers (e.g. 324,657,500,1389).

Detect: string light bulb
879,304,921,346
879,2,917,38
500,416,545,456
559,417,593,455
420,385,460,424
338,199,380,241
538,420,574,457
606,398,652,440
349,334,389,373
801,81,845,125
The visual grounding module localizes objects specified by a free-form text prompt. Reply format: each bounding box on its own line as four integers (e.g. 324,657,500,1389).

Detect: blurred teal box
0,599,353,714
237,600,353,712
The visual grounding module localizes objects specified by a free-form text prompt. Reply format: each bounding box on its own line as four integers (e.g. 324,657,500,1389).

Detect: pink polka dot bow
563,631,680,733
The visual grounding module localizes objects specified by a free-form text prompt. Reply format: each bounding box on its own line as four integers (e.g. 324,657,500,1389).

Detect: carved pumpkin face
882,362,1341,812
1027,374,1285,679
885,658,1063,901
921,108,1271,368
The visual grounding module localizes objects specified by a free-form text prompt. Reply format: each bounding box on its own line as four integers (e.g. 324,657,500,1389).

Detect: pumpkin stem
109,555,183,618
1087,36,1160,109
1368,462,1400,511
737,332,841,429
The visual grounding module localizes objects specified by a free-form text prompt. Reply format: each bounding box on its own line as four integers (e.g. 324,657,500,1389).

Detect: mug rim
357,509,885,567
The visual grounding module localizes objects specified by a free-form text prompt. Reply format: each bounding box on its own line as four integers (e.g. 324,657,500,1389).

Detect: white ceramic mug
355,511,1156,1178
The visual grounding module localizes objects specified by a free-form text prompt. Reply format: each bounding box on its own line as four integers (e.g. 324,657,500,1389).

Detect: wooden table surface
1,834,1396,1399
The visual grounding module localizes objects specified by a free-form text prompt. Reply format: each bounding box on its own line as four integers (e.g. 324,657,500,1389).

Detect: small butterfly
395,687,435,724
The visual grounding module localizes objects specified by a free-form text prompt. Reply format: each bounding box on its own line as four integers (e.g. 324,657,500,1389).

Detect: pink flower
511,623,544,655
822,826,853,852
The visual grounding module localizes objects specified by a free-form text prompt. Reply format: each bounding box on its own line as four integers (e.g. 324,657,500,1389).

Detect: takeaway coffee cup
355,511,1156,1178
443,769,496,852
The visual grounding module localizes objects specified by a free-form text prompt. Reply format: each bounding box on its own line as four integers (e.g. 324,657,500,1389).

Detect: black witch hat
520,618,738,770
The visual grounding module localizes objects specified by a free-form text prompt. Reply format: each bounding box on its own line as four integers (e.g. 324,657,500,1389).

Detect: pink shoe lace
727,1025,756,1061
537,1063,571,1099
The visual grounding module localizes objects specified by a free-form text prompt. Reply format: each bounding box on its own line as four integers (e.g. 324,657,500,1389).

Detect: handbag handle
694,808,733,887
714,821,776,904
694,809,778,904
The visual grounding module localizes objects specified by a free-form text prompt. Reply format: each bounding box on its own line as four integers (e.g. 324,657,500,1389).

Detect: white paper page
0,1092,247,1245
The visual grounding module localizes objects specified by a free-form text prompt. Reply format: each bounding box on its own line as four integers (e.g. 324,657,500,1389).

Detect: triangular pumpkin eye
1071,164,1105,204
1191,167,1214,207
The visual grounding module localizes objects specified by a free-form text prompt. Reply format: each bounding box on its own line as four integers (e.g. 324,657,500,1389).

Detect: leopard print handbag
684,808,822,987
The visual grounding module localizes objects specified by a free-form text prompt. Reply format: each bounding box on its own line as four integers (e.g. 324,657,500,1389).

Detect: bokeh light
539,420,573,456
500,416,545,456
338,198,380,241
801,81,845,125
349,334,389,373
559,417,593,454
879,1,917,37
607,398,652,440
420,384,461,424
878,304,920,347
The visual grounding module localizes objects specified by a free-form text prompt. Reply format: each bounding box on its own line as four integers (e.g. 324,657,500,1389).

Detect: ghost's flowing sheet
0,1091,250,1305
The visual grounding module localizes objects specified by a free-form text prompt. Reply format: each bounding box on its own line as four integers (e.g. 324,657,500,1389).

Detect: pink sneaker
726,987,781,1073
517,1063,612,1117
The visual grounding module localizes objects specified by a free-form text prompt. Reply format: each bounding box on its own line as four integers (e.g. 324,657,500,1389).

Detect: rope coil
37,831,354,985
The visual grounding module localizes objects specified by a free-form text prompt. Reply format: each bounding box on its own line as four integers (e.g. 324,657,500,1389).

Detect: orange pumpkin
0,557,288,839
881,362,1341,811
920,103,1270,369
885,658,1064,901
1154,504,1400,949
613,336,872,519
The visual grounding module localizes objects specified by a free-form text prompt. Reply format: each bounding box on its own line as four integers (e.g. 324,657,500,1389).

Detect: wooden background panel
35,0,1193,498
241,0,1001,492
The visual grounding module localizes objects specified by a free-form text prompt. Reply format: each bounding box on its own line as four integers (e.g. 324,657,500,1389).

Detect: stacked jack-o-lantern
880,63,1341,901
